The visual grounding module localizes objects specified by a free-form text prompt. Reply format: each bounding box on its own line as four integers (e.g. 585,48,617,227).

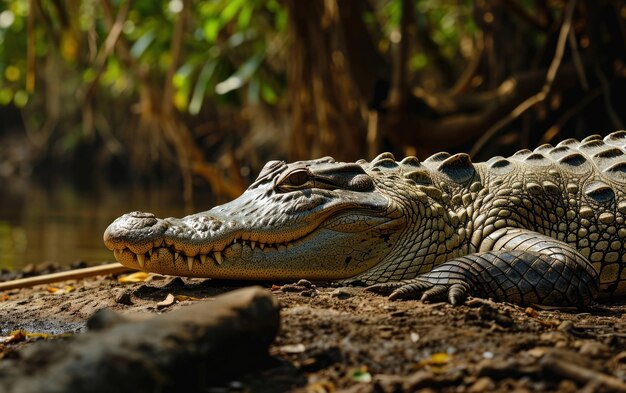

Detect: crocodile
104,131,626,306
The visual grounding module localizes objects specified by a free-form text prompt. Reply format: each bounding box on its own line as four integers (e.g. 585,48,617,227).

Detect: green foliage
0,0,481,131
374,0,476,72
0,0,288,116
0,0,29,107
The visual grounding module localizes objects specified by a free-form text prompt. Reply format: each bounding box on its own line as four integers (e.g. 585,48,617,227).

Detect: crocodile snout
103,211,167,253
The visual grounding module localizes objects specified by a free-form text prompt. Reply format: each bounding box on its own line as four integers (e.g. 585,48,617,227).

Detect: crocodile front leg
366,228,599,306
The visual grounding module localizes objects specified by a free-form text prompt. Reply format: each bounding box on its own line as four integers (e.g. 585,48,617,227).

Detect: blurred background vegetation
1,0,625,202
0,0,626,269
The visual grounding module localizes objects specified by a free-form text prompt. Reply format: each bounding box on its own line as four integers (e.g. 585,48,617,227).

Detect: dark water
0,183,217,271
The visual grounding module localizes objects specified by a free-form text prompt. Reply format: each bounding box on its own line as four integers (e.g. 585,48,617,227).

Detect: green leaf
215,53,263,95
274,9,287,32
237,4,254,30
189,60,217,115
203,18,221,43
174,62,195,89
130,30,156,59
350,369,372,383
247,77,260,104
220,0,246,23
409,53,428,71
260,81,278,104
0,88,12,105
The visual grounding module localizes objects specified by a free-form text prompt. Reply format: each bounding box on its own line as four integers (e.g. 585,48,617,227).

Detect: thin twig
470,0,577,157
542,351,626,392
83,0,131,102
568,27,588,90
99,0,245,201
163,0,188,114
388,0,413,111
450,35,484,96
498,0,549,30
539,87,602,144
595,65,624,130
26,0,36,92
0,263,130,292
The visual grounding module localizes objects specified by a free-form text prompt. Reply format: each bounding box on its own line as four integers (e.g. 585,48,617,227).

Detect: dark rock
114,291,133,306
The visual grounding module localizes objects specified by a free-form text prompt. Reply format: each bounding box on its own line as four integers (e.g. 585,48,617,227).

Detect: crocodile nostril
129,211,156,219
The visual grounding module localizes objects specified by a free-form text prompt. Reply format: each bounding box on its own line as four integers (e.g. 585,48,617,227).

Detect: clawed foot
366,279,471,306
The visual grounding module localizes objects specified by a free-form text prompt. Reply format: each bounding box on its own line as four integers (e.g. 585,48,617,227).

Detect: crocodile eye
278,169,311,191
286,170,309,187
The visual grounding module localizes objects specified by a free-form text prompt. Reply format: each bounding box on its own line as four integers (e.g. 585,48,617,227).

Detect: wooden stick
542,350,626,392
0,263,132,291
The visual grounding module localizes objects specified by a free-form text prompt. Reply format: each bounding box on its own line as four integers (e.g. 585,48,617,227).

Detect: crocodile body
104,131,626,306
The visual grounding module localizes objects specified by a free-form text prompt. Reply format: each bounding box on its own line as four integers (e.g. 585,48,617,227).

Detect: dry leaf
118,272,150,283
173,295,201,302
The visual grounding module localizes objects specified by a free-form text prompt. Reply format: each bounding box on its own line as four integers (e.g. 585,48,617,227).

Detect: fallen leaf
47,287,59,293
429,352,450,365
415,352,451,371
0,330,72,344
156,293,176,310
350,367,372,383
173,295,201,302
118,272,150,283
0,331,25,344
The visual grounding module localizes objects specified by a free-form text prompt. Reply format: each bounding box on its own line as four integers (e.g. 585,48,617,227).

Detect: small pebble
526,347,547,358
115,291,133,305
279,343,306,354
330,288,353,299
557,320,573,332
468,377,494,393
296,279,313,288
579,341,610,357
300,289,317,297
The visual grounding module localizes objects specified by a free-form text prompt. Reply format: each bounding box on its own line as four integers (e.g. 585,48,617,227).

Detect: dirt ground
2,266,626,392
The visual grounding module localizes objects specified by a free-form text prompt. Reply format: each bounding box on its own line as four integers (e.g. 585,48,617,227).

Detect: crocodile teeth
213,251,223,265
187,256,194,271
200,254,207,264
251,241,256,250
174,252,179,260
137,253,145,268
260,243,265,250
148,249,153,257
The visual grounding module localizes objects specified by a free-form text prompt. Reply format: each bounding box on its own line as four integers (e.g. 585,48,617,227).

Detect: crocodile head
104,156,413,281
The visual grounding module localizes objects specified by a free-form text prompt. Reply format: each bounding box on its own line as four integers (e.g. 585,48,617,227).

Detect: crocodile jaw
104,190,403,280
108,220,402,280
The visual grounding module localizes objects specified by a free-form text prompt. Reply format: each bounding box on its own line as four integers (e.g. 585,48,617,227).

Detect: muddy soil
2,269,626,392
